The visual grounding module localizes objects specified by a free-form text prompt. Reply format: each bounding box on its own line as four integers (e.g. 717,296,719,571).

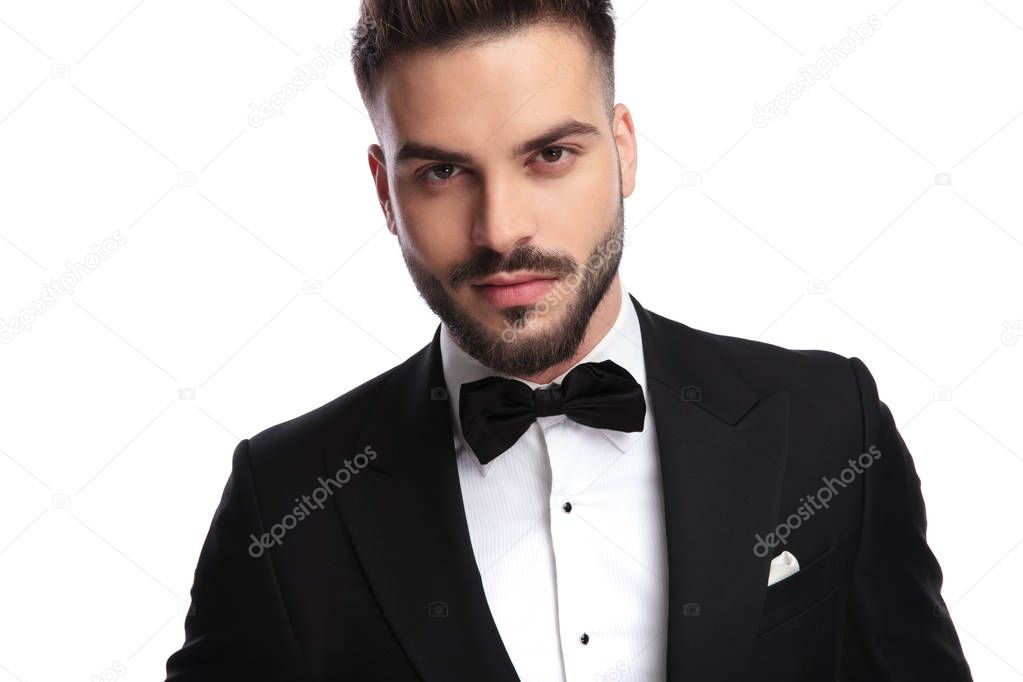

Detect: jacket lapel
324,326,520,681
633,294,790,681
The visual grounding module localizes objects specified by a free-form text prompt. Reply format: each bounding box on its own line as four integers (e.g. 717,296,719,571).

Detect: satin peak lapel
324,326,520,682
632,294,790,682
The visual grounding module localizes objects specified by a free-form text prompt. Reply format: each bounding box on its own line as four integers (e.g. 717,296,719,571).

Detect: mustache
449,244,577,287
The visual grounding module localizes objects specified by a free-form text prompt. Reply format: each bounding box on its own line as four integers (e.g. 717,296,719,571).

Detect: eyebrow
394,119,602,166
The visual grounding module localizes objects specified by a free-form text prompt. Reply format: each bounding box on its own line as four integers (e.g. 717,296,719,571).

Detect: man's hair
350,0,617,118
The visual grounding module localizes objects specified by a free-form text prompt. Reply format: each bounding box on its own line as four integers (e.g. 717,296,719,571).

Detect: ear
611,104,638,198
367,144,397,235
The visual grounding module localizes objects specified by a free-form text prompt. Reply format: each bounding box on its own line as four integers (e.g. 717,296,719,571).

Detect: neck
515,275,623,385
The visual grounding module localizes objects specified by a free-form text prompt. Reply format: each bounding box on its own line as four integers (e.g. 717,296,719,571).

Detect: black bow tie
458,359,646,465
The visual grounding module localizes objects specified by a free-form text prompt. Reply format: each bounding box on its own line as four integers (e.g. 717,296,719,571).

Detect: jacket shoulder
241,361,399,476
679,319,863,416
669,309,851,378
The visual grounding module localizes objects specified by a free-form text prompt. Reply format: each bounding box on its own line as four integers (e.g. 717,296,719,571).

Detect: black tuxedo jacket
166,294,972,681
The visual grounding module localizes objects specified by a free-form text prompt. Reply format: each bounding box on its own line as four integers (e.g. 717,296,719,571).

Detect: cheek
393,194,472,273
528,160,617,241
396,174,475,225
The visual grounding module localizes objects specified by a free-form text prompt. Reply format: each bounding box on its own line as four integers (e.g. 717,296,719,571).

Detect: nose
470,173,538,254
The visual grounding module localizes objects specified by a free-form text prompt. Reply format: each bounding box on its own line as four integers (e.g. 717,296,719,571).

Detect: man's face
367,22,637,377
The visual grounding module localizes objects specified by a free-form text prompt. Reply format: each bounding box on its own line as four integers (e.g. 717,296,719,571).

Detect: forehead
373,23,605,158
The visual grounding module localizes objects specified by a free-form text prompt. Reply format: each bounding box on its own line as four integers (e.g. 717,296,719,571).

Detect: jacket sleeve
840,357,972,680
165,439,309,681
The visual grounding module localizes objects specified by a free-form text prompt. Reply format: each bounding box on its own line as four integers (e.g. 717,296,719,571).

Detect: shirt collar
440,280,648,476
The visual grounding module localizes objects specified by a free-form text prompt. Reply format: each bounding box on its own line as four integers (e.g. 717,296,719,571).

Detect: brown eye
532,146,575,167
541,148,564,162
431,164,456,179
420,163,464,185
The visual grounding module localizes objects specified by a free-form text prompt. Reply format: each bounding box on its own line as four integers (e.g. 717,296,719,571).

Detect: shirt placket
540,415,599,682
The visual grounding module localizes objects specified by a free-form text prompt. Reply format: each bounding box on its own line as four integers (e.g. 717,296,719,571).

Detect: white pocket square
767,550,800,586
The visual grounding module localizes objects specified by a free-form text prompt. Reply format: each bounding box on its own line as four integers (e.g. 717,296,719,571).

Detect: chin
499,306,568,342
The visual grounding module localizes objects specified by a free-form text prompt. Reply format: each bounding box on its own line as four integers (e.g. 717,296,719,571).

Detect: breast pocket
757,543,841,635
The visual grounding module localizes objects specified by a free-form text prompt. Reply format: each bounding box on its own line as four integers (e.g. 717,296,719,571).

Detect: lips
473,271,554,287
471,274,558,308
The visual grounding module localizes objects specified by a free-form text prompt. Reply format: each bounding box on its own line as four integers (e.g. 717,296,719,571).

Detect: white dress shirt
439,280,669,682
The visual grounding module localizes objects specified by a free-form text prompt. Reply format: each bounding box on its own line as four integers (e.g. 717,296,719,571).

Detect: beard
399,193,625,378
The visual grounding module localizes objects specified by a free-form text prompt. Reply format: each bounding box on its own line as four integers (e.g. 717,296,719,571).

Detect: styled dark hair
350,0,617,116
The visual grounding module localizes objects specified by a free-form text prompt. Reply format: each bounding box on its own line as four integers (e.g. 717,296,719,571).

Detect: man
166,1,973,680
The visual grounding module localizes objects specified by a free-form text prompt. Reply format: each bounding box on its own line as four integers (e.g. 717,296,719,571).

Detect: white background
1,1,1021,680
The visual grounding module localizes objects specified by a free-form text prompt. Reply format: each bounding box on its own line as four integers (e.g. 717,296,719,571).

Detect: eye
531,146,576,168
420,163,465,186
